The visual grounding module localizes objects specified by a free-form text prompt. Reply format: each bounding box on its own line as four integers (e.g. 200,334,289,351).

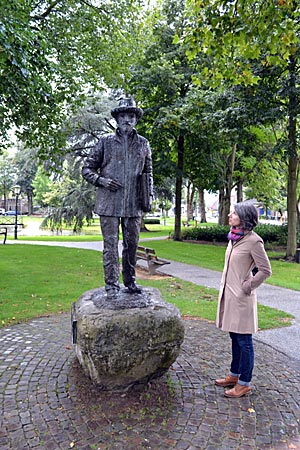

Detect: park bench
0,226,7,244
182,221,191,227
136,245,171,275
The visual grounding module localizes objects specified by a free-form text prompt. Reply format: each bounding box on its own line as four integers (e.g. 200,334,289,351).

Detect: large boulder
71,287,184,391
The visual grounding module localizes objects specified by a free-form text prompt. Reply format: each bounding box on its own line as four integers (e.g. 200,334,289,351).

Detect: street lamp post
14,185,21,240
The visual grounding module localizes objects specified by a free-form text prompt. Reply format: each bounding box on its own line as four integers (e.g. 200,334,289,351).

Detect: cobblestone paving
1,315,300,450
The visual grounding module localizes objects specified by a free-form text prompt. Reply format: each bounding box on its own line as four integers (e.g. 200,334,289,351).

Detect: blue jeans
229,332,254,386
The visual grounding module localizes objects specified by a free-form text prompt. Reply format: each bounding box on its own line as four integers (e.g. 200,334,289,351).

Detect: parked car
145,213,161,218
0,208,5,215
5,210,21,216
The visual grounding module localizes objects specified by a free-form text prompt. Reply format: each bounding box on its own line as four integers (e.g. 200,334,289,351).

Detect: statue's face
116,112,137,134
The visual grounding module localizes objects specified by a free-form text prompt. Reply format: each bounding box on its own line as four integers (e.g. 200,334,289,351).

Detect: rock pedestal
71,287,185,391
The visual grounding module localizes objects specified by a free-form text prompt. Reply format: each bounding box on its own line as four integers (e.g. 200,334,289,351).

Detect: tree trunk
27,192,34,215
140,215,149,232
186,181,195,221
198,187,207,222
286,151,298,258
3,193,7,211
219,192,231,226
174,132,184,241
297,190,300,230
286,54,298,259
236,180,243,203
218,187,225,225
219,144,237,225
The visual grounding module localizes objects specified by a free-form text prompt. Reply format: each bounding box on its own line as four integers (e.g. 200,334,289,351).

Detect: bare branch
81,0,109,14
31,0,63,20
31,0,110,21
104,118,116,131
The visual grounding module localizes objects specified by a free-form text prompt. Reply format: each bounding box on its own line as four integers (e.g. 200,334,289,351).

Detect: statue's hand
101,178,123,191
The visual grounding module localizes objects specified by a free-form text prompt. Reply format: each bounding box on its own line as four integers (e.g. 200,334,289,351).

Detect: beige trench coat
216,231,272,334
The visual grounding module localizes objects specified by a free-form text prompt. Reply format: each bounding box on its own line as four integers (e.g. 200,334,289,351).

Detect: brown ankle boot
224,384,251,398
215,374,238,387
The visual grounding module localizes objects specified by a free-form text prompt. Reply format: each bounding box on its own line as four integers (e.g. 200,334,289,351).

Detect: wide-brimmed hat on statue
111,96,143,120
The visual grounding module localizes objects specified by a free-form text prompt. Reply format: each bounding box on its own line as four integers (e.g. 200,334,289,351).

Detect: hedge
181,225,229,242
181,224,294,246
144,218,160,225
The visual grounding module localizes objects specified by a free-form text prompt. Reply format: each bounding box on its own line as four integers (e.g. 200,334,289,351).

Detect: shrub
181,225,229,242
255,224,288,246
181,223,290,245
144,218,160,225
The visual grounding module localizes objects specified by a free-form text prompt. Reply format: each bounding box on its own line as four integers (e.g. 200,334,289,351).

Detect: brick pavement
1,315,300,450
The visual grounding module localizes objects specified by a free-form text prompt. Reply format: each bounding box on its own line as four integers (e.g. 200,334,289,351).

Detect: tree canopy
1,0,299,258
0,0,143,157
181,0,300,256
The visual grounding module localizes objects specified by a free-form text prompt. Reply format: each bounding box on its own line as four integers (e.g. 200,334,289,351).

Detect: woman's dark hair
234,201,258,230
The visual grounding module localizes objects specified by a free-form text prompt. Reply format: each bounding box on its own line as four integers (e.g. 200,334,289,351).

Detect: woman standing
215,201,272,398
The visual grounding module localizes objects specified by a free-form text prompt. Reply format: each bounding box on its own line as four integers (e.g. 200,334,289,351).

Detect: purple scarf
227,227,244,242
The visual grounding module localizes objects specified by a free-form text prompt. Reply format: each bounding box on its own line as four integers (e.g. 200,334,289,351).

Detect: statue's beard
118,124,133,135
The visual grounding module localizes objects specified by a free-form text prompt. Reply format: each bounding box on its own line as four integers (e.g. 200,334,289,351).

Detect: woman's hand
242,279,252,295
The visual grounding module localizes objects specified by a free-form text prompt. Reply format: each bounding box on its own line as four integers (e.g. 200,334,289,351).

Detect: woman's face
228,210,241,227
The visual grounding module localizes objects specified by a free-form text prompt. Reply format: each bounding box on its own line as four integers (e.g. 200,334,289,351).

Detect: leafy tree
128,0,287,235
64,91,118,157
0,0,144,158
13,147,38,214
183,0,300,257
181,88,224,223
183,86,277,225
31,167,52,208
241,127,287,214
128,0,200,240
245,157,287,218
40,91,118,230
154,177,174,218
42,169,96,232
0,152,17,210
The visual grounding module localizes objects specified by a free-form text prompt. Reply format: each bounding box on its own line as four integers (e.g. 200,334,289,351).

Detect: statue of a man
82,96,153,298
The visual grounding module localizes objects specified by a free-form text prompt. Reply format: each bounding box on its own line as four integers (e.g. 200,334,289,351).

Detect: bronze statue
82,96,153,298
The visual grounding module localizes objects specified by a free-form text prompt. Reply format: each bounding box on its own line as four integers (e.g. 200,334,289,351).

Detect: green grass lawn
14,215,216,241
0,245,102,325
14,228,173,242
7,221,300,290
11,217,174,241
138,240,300,291
0,245,294,330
